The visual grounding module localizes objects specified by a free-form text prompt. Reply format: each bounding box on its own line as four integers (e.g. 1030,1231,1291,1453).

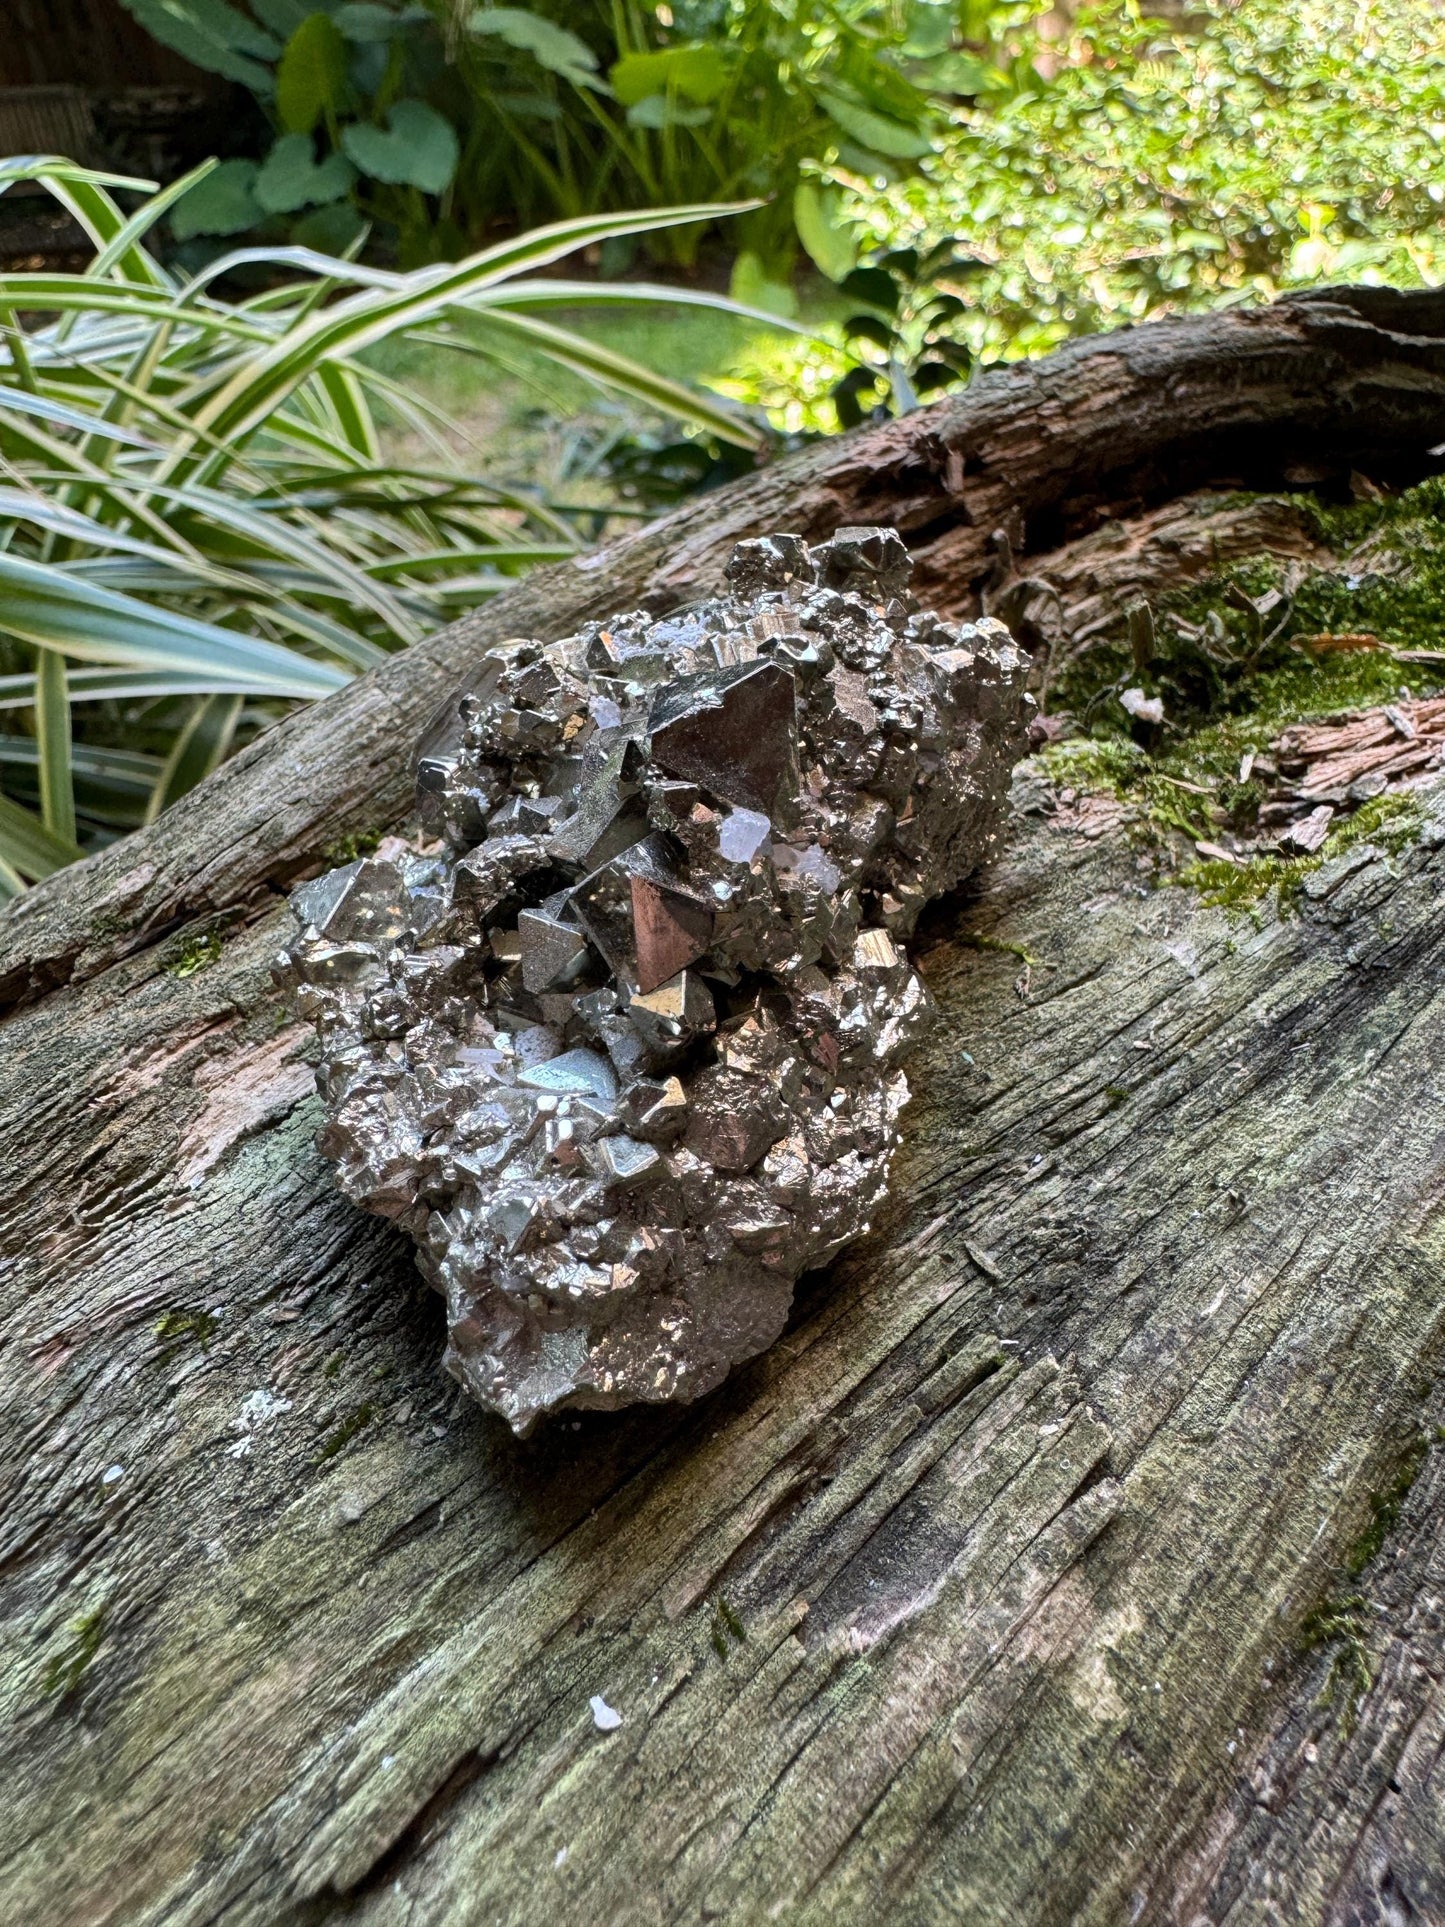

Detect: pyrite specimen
280,528,1031,1434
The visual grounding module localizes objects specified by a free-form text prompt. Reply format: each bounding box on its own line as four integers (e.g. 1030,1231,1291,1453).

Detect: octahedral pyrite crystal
279,527,1031,1434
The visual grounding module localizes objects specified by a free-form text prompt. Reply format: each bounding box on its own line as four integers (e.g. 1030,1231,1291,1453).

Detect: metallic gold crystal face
280,528,1031,1434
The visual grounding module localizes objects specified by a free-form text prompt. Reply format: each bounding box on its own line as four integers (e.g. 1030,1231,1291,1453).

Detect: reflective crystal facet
280,528,1031,1433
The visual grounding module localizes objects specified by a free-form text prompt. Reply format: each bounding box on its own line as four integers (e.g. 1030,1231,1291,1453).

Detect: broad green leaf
341,101,459,192
793,181,857,282
818,88,935,159
171,160,262,241
467,8,599,81
0,553,349,698
255,134,356,213
277,12,350,134
611,45,727,107
0,786,81,879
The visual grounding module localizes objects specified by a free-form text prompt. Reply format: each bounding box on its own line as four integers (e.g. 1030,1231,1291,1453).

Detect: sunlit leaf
793,182,857,282
611,44,728,107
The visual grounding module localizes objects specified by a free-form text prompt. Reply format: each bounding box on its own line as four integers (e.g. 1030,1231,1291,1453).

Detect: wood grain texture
5,288,1445,1927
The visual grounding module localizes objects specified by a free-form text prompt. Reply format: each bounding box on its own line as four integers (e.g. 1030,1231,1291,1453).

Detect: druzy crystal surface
281,528,1030,1433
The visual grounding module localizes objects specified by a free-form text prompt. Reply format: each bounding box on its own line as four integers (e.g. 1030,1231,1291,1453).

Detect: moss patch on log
1294,1428,1439,1734
42,1606,106,1699
1176,792,1425,914
1037,477,1445,913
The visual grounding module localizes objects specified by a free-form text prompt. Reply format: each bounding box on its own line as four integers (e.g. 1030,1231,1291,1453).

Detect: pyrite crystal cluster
281,528,1030,1434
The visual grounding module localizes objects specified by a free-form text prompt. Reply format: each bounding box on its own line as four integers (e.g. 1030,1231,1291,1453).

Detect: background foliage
3,0,1445,884
120,0,975,291
726,0,1445,427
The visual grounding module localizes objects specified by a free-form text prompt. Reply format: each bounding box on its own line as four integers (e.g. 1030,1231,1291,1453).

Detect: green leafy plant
847,0,1445,361
714,0,1445,431
119,0,990,276
827,240,982,426
0,157,785,891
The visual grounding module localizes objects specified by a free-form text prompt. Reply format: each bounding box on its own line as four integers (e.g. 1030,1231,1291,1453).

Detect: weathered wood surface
5,289,1445,1927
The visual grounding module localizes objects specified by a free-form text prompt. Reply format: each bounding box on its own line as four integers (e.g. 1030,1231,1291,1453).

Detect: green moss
322,827,385,869
316,1402,376,1461
1298,1593,1372,1733
1045,476,1445,846
154,1308,218,1366
709,1594,747,1659
167,930,223,980
1292,476,1445,657
1102,1086,1129,1109
1037,737,1150,793
1345,1434,1430,1577
1176,853,1303,912
1327,791,1425,861
43,1606,106,1698
961,932,1044,970
1174,796,1425,919
1295,1432,1436,1733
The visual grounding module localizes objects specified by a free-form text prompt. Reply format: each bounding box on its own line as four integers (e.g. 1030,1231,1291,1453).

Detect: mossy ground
1040,476,1445,906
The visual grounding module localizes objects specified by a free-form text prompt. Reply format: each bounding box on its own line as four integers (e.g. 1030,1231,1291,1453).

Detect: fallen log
5,287,1445,1927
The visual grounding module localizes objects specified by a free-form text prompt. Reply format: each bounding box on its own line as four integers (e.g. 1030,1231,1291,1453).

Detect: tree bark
5,287,1445,1927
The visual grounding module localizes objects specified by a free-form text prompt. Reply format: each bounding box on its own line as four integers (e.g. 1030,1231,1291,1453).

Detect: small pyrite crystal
280,527,1030,1433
